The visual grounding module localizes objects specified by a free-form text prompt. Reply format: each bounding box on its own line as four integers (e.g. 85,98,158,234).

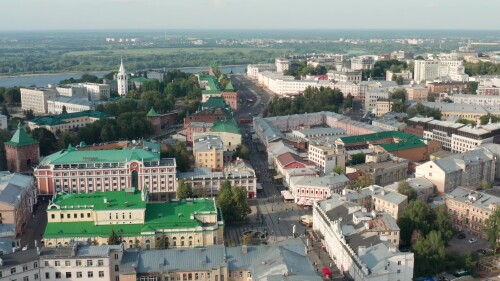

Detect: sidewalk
303,236,344,281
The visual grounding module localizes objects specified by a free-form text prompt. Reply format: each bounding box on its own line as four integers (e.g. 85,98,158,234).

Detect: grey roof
373,190,407,205
0,172,34,206
418,102,488,114
447,187,500,210
0,224,15,238
0,237,14,254
76,245,122,257
291,174,349,189
193,135,223,152
0,249,39,269
434,147,494,173
291,127,345,138
177,167,224,180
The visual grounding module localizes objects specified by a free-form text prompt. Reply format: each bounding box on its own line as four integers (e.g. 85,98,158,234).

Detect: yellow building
193,135,225,169
43,189,224,249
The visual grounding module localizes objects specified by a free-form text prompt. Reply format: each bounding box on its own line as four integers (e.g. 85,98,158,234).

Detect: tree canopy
484,207,500,254
177,179,193,199
216,180,250,223
233,144,250,160
407,102,442,120
31,128,58,156
480,114,500,125
284,60,327,79
397,180,417,201
350,153,365,165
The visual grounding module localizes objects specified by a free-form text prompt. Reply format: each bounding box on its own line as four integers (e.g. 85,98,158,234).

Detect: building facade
5,124,40,173
21,87,59,114
308,142,346,174
193,135,225,169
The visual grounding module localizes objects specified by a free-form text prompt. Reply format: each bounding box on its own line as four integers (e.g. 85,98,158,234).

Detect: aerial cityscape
1,1,500,281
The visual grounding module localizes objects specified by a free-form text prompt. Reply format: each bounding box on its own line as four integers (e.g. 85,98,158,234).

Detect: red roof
277,152,304,167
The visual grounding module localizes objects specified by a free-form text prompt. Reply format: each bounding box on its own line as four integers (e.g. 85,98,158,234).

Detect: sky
2,0,500,30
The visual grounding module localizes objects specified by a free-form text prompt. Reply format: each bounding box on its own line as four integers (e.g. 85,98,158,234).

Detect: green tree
343,93,354,110
234,144,250,160
156,233,169,249
177,179,193,199
333,165,344,175
350,153,365,165
442,97,453,103
108,229,122,245
456,118,476,126
397,200,433,245
61,105,67,114
415,56,425,60
480,114,500,125
391,89,407,102
31,128,57,156
24,109,35,120
216,180,250,223
434,206,454,243
192,187,206,198
396,75,404,85
391,101,406,113
348,174,374,190
407,102,442,120
413,231,446,276
141,80,160,92
397,180,417,201
484,207,500,254
1,105,9,118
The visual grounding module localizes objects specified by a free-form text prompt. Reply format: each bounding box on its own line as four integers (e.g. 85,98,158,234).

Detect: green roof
40,147,160,165
43,199,218,239
4,123,38,147
224,81,235,91
212,118,240,135
202,97,230,111
380,141,426,152
28,110,111,126
199,73,221,94
146,107,160,117
339,131,423,145
49,190,146,211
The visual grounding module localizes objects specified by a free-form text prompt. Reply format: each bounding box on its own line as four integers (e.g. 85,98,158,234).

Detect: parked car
477,249,486,255
468,238,478,244
456,232,466,239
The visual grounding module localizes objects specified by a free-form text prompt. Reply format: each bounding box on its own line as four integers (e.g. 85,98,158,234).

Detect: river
0,65,247,88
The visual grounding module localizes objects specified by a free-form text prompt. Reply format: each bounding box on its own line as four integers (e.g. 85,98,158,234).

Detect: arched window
145,239,151,250
189,236,193,246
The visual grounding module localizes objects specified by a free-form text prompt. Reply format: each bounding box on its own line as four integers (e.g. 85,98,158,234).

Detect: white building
117,58,128,96
289,174,349,203
0,249,40,281
313,198,414,280
327,70,362,83
386,70,412,82
0,114,7,130
449,94,500,106
351,56,375,70
40,244,124,281
275,58,292,73
21,87,59,114
365,90,390,114
308,142,346,174
414,59,468,83
246,64,276,79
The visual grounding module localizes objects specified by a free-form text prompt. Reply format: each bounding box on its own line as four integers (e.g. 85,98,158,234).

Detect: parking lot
447,231,490,255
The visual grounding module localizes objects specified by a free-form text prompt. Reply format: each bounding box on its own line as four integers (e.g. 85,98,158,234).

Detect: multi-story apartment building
0,172,37,237
308,142,346,173
351,56,375,70
428,82,469,94
40,244,124,281
372,188,408,219
405,85,429,101
21,87,59,114
445,187,500,237
34,143,177,200
246,63,276,79
26,110,112,133
415,102,495,123
371,118,406,131
193,135,225,169
385,177,434,202
193,118,241,151
289,174,349,203
365,90,390,114
178,159,257,198
375,99,400,117
414,60,468,83
346,153,409,186
43,190,224,248
119,239,321,281
450,94,500,106
415,147,496,194
327,70,362,83
313,197,414,280
0,249,40,281
386,70,412,82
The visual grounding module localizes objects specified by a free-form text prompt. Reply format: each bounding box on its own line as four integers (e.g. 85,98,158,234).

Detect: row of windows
45,271,105,279
3,261,38,276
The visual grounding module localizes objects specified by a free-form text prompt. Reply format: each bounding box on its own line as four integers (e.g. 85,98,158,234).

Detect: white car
468,238,478,244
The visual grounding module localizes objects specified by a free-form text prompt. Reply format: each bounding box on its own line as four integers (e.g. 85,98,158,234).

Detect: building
275,58,292,73
0,249,40,281
428,82,469,94
346,153,409,186
405,86,429,102
351,56,375,70
386,70,412,82
308,142,346,174
365,90,390,114
193,135,225,169
450,94,500,106
0,172,37,237
34,143,177,200
372,188,408,219
327,70,362,83
415,147,496,194
117,58,128,96
0,114,7,130
40,244,124,281
43,190,224,249
414,102,494,123
61,83,111,101
178,159,257,199
145,108,179,134
5,123,40,173
46,96,106,114
289,174,349,203
371,119,406,131
385,177,434,202
375,99,400,117
119,239,321,281
275,152,315,177
20,87,58,114
313,198,414,280
445,187,500,238
246,63,276,79
26,110,112,133
193,118,242,151
414,60,468,83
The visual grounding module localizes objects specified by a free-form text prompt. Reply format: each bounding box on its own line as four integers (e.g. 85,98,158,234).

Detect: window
23,277,29,281
56,272,61,279
76,260,82,266
398,260,402,265
98,260,104,266
51,214,55,219
45,273,50,279
66,272,72,278
65,261,71,266
23,265,28,271
115,265,119,272
55,261,61,267
77,272,82,278
34,262,38,268
99,271,105,277
88,271,94,278
87,260,93,266
10,267,16,274
114,253,119,260
34,273,39,280
44,261,49,267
